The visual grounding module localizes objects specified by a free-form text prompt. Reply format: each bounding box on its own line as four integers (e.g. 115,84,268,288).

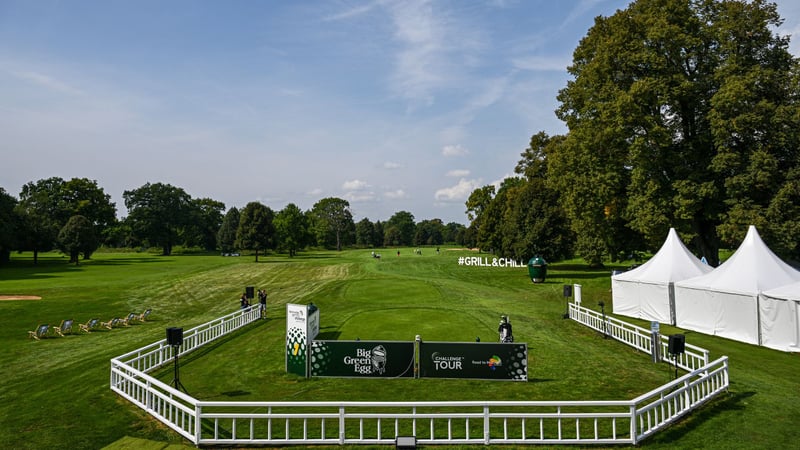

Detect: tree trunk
692,220,720,267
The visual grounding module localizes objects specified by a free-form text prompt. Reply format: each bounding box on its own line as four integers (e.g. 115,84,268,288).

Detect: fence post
630,403,638,445
484,405,490,445
194,403,202,445
684,379,691,409
339,406,346,445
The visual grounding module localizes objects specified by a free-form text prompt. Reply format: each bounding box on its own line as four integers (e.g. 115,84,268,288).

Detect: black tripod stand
170,345,188,393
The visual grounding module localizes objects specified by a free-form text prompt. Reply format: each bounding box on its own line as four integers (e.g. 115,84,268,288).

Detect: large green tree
236,202,275,261
184,198,225,251
60,178,116,257
0,187,20,263
123,182,193,256
506,132,575,262
476,178,525,254
555,0,800,265
385,211,415,247
57,215,97,265
414,219,444,246
310,197,354,251
355,218,378,247
442,222,466,245
464,185,495,252
274,203,310,257
15,177,116,261
217,207,240,254
16,177,63,263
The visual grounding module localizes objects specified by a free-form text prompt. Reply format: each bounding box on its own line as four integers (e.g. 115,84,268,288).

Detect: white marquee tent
612,228,712,324
759,281,800,352
674,225,800,346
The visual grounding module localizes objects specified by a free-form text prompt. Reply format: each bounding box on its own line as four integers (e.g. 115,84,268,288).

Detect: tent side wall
675,286,760,345
759,294,800,352
675,285,719,335
612,279,672,324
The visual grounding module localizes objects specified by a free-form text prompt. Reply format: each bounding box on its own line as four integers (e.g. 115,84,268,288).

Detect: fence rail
568,302,709,370
111,304,728,446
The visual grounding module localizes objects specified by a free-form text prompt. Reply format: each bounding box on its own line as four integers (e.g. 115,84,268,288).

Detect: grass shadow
646,390,755,444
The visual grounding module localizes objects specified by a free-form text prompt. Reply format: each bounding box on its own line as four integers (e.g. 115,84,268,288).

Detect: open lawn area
1,248,799,449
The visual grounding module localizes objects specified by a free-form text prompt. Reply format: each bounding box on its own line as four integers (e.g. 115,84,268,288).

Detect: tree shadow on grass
1,256,171,281
83,257,168,265
250,253,342,263
644,390,756,444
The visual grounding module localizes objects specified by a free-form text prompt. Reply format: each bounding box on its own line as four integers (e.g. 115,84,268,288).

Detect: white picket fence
111,303,729,446
568,302,710,370
110,305,263,441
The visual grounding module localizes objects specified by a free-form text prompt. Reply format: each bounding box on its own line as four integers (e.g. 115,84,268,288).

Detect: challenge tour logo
488,355,502,370
342,345,387,375
431,352,465,370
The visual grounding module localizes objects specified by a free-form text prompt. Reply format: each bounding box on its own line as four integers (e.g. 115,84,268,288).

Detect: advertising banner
310,341,415,378
419,342,528,381
308,304,320,340
286,303,309,376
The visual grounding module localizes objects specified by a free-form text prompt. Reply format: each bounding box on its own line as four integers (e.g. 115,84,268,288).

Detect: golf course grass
1,248,798,449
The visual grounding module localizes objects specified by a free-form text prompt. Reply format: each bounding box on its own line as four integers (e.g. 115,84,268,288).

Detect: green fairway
1,248,799,449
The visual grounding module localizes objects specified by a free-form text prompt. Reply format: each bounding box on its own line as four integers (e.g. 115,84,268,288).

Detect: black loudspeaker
668,334,685,355
166,327,183,346
246,286,255,299
563,284,573,297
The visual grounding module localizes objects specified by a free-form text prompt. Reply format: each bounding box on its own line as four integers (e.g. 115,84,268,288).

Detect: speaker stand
171,346,188,393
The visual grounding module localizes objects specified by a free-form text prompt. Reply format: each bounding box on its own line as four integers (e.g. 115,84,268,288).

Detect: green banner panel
310,341,415,378
419,342,528,381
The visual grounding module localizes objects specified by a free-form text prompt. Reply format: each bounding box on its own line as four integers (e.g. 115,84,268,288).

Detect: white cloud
383,161,402,169
442,144,468,157
384,189,407,199
323,1,380,22
307,188,324,196
434,178,481,201
446,169,470,177
345,191,377,202
10,69,84,95
342,179,370,190
386,1,484,105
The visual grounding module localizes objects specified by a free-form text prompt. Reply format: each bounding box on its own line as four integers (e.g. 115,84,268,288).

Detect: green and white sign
285,303,320,377
419,342,528,381
310,341,415,378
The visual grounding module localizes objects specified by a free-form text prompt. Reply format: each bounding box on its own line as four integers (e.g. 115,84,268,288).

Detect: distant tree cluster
1,177,116,264
466,0,800,266
0,180,467,264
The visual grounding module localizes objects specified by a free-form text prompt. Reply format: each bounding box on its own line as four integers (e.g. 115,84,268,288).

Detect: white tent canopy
674,225,800,346
759,281,800,352
612,228,712,324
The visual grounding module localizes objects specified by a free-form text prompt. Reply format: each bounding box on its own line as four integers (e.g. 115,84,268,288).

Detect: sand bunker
0,295,41,301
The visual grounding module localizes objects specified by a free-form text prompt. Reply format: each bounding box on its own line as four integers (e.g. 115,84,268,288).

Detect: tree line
0,178,469,264
464,0,800,267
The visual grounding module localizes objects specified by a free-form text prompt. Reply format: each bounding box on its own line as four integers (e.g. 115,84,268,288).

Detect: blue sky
2,1,799,225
